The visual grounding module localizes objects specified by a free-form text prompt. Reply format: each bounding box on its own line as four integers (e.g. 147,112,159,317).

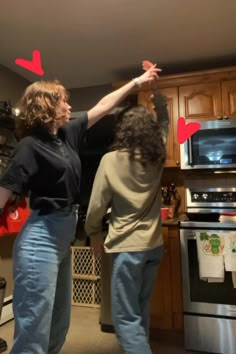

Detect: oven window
188,239,236,305
191,128,236,166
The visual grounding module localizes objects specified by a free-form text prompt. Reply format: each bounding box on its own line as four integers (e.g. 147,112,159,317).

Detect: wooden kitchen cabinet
179,79,236,122
150,225,183,331
158,87,180,167
179,82,222,121
221,80,236,118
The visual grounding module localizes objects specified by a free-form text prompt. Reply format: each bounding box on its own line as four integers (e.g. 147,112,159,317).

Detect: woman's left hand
91,240,104,258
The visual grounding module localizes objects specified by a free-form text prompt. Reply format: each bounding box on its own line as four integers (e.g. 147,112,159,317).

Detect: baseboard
0,295,14,325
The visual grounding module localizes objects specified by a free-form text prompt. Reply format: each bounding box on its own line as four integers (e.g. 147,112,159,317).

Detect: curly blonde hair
16,80,69,138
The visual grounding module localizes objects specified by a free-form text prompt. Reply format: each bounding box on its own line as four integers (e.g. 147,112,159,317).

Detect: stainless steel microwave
180,119,236,170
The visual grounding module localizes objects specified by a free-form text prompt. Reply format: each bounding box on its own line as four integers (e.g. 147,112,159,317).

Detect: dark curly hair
15,80,69,138
110,105,166,165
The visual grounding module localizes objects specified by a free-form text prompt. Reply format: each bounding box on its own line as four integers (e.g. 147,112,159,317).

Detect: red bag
0,197,30,236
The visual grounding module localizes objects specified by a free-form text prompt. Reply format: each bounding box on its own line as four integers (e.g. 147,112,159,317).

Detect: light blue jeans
10,207,77,354
111,245,164,354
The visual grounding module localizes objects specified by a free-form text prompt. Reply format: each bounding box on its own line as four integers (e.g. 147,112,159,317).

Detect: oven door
180,119,236,170
180,227,236,318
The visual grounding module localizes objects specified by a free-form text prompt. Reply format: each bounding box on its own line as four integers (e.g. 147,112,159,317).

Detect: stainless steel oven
180,187,236,354
180,119,236,170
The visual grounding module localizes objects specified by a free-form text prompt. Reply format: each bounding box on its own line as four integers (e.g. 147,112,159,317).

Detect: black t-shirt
0,112,88,212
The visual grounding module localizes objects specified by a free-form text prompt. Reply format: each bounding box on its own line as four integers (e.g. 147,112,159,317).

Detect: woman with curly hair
85,95,169,354
0,64,159,354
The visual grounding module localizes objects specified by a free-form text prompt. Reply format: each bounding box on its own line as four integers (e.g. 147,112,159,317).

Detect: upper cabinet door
158,87,180,167
221,80,236,118
179,82,222,121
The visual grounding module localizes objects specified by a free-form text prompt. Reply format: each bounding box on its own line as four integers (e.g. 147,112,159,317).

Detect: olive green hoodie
85,150,164,253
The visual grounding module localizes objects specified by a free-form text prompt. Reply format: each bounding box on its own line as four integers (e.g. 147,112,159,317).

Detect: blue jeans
111,246,164,354
10,208,77,354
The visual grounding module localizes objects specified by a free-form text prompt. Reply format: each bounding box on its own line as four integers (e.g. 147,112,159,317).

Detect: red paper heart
142,60,154,71
15,49,44,76
177,117,201,144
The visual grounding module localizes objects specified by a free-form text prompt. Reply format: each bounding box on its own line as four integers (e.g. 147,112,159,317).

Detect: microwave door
180,120,236,170
188,136,193,166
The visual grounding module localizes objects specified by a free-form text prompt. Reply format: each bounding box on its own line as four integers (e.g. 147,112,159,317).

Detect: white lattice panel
71,246,101,308
72,247,101,276
72,278,101,308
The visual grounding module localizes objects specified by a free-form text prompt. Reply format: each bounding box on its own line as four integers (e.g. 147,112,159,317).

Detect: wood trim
113,66,236,91
72,274,100,280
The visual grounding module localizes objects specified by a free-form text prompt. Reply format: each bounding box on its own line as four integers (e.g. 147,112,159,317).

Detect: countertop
162,213,187,226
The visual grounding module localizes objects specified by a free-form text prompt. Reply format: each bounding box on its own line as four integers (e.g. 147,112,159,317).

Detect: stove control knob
193,193,200,200
202,193,208,200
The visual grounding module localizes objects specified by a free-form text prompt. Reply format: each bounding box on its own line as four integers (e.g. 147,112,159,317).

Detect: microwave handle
188,136,193,165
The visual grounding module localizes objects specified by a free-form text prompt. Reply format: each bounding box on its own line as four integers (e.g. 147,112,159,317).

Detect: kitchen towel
196,231,225,282
223,232,236,288
223,232,236,271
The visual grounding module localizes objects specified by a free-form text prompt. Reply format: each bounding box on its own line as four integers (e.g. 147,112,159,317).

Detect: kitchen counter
162,213,187,226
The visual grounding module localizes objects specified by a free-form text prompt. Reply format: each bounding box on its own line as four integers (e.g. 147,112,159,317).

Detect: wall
69,83,112,111
0,64,29,106
0,65,29,297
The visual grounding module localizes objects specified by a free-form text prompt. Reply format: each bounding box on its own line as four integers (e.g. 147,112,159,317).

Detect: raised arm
87,64,161,129
152,93,169,144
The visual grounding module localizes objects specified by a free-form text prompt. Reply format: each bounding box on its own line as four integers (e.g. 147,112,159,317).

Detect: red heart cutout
15,50,44,76
177,117,201,144
142,60,154,71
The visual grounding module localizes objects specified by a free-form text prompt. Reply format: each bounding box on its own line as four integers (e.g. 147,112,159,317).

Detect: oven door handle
186,236,196,240
181,231,197,239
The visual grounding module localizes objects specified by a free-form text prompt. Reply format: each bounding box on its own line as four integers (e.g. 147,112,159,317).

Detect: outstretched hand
137,60,162,86
142,60,157,71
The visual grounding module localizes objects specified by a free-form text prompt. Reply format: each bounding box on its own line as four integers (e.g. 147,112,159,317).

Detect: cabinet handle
176,160,180,166
223,116,229,120
218,116,223,120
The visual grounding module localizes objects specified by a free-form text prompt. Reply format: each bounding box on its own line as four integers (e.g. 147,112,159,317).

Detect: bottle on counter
161,187,171,207
168,183,181,218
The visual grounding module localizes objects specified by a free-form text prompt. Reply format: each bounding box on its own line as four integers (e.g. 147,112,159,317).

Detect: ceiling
1,0,236,89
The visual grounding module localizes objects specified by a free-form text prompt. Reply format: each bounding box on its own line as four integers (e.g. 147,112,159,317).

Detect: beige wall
0,65,29,297
69,83,112,111
0,64,30,106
